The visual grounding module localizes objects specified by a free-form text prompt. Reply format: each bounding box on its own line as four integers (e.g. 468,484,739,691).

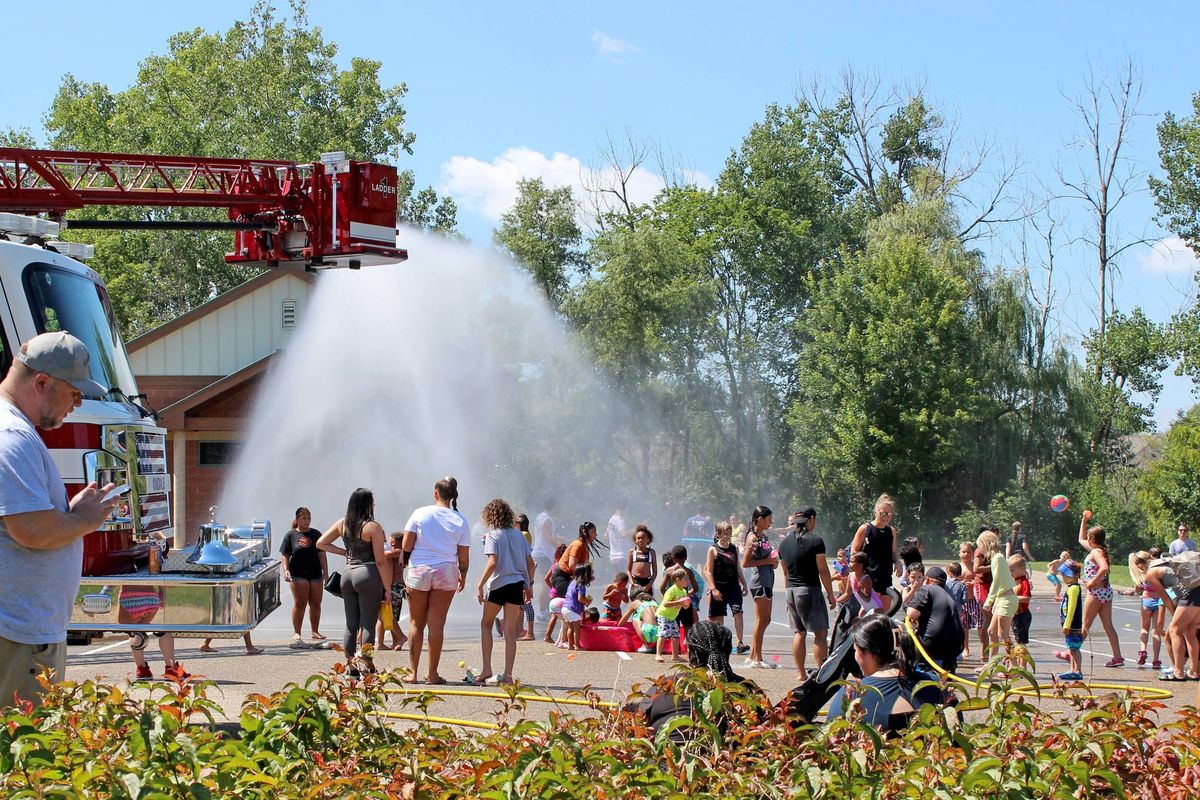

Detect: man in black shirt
904,565,964,674
777,508,837,681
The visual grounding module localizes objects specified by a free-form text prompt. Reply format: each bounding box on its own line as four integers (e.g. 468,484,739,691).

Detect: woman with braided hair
627,620,763,742
550,521,598,599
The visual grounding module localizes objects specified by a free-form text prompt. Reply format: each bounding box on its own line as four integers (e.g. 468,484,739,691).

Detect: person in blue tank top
827,614,942,735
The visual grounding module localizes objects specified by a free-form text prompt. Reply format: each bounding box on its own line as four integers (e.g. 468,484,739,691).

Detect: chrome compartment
70,559,281,637
70,518,279,638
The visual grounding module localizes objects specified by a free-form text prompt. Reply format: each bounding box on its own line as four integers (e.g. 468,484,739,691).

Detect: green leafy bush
2,664,1199,798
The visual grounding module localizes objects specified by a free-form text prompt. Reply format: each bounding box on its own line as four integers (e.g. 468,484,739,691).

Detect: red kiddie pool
579,622,688,653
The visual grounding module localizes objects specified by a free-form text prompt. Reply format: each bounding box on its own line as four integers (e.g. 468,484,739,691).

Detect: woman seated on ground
628,620,764,742
827,614,942,736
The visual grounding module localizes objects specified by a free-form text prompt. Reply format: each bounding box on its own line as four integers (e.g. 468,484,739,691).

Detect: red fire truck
0,147,406,640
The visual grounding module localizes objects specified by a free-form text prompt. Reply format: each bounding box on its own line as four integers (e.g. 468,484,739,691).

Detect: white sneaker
637,645,655,654
742,658,777,670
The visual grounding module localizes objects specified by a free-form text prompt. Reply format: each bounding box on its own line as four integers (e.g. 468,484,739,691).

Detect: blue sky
5,1,1200,427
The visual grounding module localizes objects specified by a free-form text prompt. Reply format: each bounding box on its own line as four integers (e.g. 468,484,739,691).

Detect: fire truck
0,147,407,640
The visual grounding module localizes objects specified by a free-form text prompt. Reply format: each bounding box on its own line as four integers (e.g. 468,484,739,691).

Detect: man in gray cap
0,332,116,708
904,565,965,674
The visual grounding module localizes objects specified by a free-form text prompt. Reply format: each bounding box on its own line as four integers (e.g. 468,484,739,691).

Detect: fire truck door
0,270,15,377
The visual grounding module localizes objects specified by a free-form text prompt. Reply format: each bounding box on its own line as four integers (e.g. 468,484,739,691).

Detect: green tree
40,1,453,336
1140,406,1200,538
787,197,992,523
0,128,37,148
493,178,583,308
1166,272,1200,390
566,220,710,492
1083,307,1169,460
1153,91,1200,250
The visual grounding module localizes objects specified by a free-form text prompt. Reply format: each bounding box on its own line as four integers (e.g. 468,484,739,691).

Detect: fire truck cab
0,227,165,572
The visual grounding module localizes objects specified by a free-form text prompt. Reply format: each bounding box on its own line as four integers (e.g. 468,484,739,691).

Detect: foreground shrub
1,665,1199,798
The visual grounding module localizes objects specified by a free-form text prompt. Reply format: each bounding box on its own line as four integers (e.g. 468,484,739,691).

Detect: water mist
218,230,674,629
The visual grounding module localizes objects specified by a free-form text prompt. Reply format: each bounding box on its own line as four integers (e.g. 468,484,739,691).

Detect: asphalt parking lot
63,582,1198,727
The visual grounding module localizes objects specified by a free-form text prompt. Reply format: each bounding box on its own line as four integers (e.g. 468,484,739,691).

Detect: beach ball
1050,495,1070,513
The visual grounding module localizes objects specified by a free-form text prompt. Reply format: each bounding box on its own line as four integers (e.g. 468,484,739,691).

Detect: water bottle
148,540,162,574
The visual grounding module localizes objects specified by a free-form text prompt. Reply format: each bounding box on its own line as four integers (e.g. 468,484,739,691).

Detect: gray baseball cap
16,332,107,397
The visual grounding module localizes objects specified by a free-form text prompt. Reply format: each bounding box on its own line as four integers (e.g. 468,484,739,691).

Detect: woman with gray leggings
317,488,392,676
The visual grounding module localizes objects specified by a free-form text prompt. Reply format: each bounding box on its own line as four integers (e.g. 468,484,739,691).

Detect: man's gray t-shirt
1170,538,1198,556
0,399,77,644
484,526,533,592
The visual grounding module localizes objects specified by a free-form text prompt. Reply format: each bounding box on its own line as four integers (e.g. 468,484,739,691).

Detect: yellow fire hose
384,686,617,708
376,625,1172,733
381,711,498,730
901,620,1173,701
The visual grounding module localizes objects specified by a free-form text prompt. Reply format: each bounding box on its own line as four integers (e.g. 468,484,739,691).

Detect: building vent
282,300,297,329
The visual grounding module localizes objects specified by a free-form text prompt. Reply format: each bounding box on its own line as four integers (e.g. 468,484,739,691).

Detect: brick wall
137,375,221,412
185,438,231,536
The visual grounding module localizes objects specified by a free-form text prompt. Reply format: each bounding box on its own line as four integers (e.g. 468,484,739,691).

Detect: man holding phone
0,332,119,708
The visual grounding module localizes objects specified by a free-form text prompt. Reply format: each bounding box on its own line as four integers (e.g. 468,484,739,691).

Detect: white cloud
592,31,638,62
440,147,710,227
1137,236,1200,274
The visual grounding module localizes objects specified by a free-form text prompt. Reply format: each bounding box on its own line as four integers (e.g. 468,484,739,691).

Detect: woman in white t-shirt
531,499,559,621
607,502,630,574
402,476,471,685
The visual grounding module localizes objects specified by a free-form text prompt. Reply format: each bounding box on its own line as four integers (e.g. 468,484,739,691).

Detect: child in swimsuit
626,525,658,595
603,573,630,621
619,591,660,653
839,552,883,615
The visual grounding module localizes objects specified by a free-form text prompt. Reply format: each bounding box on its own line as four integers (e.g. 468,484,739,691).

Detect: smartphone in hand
102,484,130,503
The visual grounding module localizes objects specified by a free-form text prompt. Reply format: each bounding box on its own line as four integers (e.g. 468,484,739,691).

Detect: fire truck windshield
23,263,138,400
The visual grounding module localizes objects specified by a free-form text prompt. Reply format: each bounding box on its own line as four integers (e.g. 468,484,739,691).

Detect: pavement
62,582,1199,727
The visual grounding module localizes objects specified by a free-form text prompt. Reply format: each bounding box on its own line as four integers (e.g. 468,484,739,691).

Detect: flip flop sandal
428,676,448,685
1159,674,1187,682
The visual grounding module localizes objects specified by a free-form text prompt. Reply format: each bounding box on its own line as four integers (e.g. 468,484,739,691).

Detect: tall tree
40,0,454,336
493,178,584,308
1057,58,1146,390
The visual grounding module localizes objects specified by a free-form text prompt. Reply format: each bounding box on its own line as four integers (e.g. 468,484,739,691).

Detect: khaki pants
0,636,65,710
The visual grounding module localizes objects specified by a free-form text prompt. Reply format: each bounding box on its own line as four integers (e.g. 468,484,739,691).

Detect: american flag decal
140,492,171,533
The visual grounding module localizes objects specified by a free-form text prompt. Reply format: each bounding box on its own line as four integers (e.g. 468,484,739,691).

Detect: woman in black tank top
851,494,899,613
317,488,393,676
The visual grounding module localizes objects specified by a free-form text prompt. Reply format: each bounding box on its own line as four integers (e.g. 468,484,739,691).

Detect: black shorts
750,585,773,600
1180,587,1200,607
487,581,527,607
550,567,572,599
709,583,743,617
